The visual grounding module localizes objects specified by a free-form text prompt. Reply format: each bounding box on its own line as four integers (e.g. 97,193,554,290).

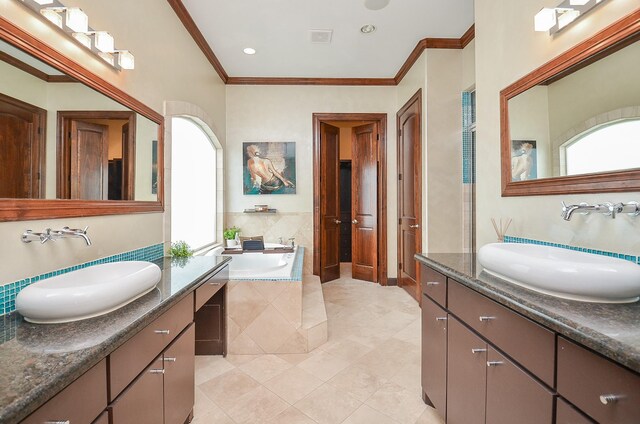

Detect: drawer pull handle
45,421,70,424
164,357,177,362
471,348,487,354
487,361,504,367
435,317,448,321
209,282,221,285
149,369,165,374
154,329,170,335
599,394,621,405
479,316,496,322
426,281,440,286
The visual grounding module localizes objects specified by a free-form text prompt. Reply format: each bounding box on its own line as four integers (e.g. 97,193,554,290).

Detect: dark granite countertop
416,253,640,374
0,255,230,424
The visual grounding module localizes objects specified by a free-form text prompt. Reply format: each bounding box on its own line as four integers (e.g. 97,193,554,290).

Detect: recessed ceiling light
243,47,256,55
364,0,390,10
360,24,376,34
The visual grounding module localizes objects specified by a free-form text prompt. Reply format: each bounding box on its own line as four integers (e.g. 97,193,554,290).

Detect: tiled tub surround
0,255,230,424
0,243,165,316
415,253,640,373
227,249,328,354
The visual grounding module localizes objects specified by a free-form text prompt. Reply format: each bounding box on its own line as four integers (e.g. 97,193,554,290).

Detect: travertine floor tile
294,384,362,424
194,355,235,385
327,364,389,402
199,369,261,412
414,406,445,424
365,381,427,423
263,366,324,404
225,386,289,424
267,406,318,424
239,354,293,383
343,404,398,424
297,350,351,381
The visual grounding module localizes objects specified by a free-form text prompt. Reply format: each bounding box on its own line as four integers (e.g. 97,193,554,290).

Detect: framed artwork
243,142,296,195
511,139,537,181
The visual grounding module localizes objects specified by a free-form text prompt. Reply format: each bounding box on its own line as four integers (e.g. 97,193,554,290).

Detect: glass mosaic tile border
462,91,475,184
0,243,165,316
503,236,639,264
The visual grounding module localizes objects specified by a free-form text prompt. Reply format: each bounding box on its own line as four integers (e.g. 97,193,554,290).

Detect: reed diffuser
491,217,512,242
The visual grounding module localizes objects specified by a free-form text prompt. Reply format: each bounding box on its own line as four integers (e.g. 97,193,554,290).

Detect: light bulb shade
534,8,557,32
65,8,88,33
569,0,590,5
40,9,63,28
72,32,92,49
558,9,581,29
93,32,115,53
98,52,115,66
117,51,135,69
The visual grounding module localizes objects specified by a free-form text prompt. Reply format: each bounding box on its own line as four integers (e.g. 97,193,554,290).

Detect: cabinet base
422,390,435,407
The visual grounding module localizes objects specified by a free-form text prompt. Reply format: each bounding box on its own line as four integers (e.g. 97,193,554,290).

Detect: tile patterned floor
193,265,445,424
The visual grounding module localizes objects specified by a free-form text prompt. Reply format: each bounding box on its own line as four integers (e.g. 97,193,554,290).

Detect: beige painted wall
225,85,398,276
0,0,225,285
475,0,640,255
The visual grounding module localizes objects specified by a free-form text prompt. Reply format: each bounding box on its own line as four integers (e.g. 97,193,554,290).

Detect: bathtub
206,244,301,280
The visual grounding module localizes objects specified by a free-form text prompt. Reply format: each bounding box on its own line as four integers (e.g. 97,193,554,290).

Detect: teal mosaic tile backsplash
503,236,638,264
0,243,164,316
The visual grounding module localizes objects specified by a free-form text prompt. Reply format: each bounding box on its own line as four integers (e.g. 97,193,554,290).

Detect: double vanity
0,255,230,424
417,251,640,424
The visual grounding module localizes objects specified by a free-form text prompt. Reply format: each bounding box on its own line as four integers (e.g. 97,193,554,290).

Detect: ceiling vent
309,29,333,44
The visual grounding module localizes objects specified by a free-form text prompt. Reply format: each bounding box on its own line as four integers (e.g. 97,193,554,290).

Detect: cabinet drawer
195,266,228,311
448,280,555,387
22,359,107,424
109,357,165,424
420,265,447,307
556,397,595,424
486,347,554,424
557,337,640,424
109,293,193,400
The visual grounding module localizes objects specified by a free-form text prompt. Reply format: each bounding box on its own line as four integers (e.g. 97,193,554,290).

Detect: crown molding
167,0,474,86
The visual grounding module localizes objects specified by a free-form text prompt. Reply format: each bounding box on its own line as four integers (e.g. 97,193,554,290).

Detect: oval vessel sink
478,243,640,303
16,261,162,324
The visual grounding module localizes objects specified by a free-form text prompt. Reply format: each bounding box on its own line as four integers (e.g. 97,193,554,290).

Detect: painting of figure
511,139,537,181
243,142,296,195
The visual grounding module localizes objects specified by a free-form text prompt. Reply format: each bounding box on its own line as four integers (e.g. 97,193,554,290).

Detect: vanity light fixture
20,0,134,70
243,47,256,55
534,0,607,34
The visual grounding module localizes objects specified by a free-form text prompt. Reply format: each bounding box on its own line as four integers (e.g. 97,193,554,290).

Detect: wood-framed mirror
500,10,640,196
0,15,164,221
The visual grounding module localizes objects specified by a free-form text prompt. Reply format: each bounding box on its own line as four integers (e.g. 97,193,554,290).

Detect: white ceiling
182,0,474,79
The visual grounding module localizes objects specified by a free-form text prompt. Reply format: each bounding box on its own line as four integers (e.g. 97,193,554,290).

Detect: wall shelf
243,208,277,214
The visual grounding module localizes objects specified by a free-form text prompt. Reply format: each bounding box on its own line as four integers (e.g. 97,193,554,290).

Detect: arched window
564,119,640,175
171,117,217,250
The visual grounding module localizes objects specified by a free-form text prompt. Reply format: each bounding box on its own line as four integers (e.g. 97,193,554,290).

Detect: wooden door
447,317,486,424
421,294,447,416
164,325,195,424
121,121,135,200
486,346,554,424
319,122,341,282
0,94,45,198
397,91,422,301
109,357,165,424
351,123,378,282
70,120,109,200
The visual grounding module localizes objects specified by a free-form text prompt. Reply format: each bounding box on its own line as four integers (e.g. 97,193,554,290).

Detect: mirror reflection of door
57,111,136,200
0,93,45,198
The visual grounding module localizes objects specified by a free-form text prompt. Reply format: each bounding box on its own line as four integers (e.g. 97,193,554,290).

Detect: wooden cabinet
164,325,196,424
195,265,228,355
446,317,486,424
556,397,595,424
421,266,447,307
110,357,165,424
93,411,110,424
22,359,107,424
421,294,447,416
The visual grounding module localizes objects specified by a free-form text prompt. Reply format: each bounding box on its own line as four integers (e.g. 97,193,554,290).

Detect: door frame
312,113,388,285
56,110,136,199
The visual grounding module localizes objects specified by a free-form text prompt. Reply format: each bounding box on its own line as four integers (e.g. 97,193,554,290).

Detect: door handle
352,219,358,224
334,219,342,224
409,224,420,229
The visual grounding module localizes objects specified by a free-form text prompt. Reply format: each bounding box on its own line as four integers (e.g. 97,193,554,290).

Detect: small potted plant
223,227,240,247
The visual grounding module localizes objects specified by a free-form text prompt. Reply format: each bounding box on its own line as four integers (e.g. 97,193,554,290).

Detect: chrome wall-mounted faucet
561,201,640,221
22,226,92,246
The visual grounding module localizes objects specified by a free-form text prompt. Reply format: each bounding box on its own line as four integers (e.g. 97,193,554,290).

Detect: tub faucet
59,226,92,246
288,237,295,248
561,202,612,221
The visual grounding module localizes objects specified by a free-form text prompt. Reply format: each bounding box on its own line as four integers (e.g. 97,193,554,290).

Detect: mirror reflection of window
171,117,217,250
563,119,640,176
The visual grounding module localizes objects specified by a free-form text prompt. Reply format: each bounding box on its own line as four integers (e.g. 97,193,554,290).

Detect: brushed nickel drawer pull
599,394,620,405
471,348,487,354
209,282,221,285
164,357,177,362
45,421,70,424
426,281,440,286
149,369,165,374
487,361,504,367
435,317,448,321
479,316,496,322
154,329,170,335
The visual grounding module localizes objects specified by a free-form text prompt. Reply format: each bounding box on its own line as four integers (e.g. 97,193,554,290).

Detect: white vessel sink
16,261,162,324
478,243,640,303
